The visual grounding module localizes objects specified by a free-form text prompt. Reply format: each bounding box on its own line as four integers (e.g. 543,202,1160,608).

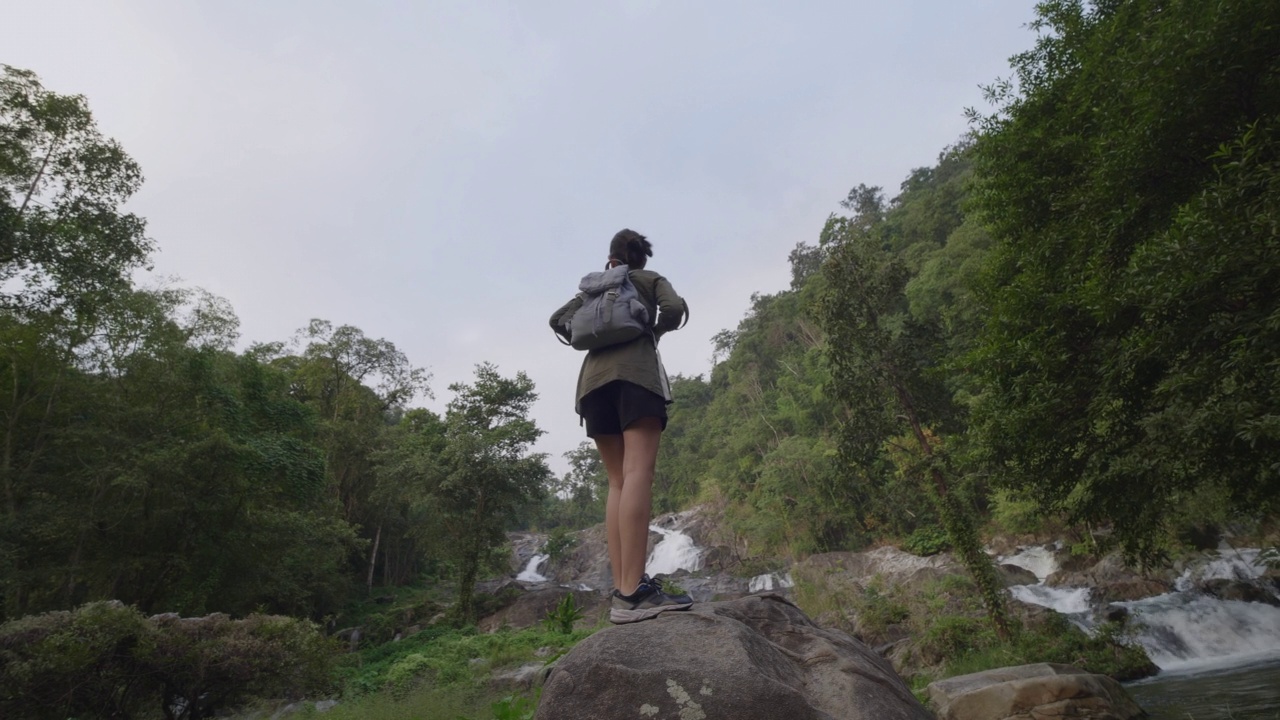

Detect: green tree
967,0,1280,561
277,320,431,590
369,408,449,589
553,441,607,529
818,192,1010,639
0,65,151,314
437,364,548,623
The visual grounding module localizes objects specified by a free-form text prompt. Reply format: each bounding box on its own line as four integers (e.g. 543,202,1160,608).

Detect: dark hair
608,229,653,269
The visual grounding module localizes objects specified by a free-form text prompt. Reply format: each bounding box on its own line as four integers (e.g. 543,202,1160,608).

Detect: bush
0,601,153,720
542,594,584,635
903,526,951,556
852,585,909,637
543,527,577,564
0,601,337,720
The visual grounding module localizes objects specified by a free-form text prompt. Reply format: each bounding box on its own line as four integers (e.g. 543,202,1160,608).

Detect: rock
926,663,1147,720
673,573,752,602
478,588,607,633
1202,578,1280,606
537,593,931,720
998,563,1039,587
795,547,961,591
508,530,548,573
550,524,614,589
697,545,737,573
313,700,338,713
1099,604,1131,623
333,627,362,652
491,662,552,691
1047,553,1171,602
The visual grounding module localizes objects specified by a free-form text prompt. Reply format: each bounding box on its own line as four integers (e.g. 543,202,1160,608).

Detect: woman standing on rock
550,229,693,623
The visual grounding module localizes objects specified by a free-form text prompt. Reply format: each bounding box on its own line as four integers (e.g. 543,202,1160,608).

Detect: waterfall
1009,584,1092,615
516,553,549,582
749,572,795,593
1118,592,1280,672
1006,546,1280,672
998,544,1062,582
647,525,702,575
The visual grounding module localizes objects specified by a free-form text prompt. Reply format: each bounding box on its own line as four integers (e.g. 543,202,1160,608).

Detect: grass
292,685,503,720
336,623,597,699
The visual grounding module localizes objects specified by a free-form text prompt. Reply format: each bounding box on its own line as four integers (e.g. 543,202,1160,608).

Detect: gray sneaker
610,580,693,624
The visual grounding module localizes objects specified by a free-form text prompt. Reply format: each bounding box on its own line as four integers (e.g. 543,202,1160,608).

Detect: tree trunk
366,524,382,595
893,376,1012,641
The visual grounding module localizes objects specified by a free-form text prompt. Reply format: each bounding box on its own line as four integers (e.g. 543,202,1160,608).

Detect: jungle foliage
3,0,1280,712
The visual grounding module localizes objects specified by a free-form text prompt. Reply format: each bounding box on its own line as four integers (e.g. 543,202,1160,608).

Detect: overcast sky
4,1,1038,475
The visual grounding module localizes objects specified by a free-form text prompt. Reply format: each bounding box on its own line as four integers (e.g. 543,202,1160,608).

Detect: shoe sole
609,602,693,624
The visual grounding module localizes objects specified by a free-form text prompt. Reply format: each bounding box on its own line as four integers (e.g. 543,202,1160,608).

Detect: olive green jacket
549,268,686,414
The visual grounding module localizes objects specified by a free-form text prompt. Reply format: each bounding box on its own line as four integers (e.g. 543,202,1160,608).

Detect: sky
3,1,1039,475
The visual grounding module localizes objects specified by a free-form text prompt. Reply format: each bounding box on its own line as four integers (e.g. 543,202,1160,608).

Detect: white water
646,525,702,575
1118,593,1280,672
1010,583,1092,615
516,554,549,582
1174,548,1268,591
749,572,796,593
1005,547,1280,672
999,544,1061,582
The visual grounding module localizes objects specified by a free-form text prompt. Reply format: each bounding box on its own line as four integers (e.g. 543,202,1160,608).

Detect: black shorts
579,381,668,438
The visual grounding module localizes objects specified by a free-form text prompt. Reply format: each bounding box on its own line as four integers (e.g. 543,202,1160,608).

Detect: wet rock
508,531,548,573
1047,553,1172,602
1202,578,1280,606
998,563,1039,587
1099,604,1131,623
926,663,1146,720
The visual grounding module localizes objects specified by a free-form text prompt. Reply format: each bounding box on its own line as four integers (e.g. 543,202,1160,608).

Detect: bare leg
618,417,663,596
594,433,626,592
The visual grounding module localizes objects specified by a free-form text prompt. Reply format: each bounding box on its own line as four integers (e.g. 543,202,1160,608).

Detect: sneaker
644,573,693,604
610,580,693,624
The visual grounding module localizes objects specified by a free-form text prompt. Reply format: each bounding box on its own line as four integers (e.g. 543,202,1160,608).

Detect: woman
549,228,691,623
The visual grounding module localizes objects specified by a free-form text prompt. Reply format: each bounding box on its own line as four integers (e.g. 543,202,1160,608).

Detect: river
1001,545,1280,719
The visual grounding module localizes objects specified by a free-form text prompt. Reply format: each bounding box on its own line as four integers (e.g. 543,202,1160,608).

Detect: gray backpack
560,265,651,351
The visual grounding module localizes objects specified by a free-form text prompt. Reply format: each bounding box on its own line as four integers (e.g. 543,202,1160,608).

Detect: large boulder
1047,554,1172,602
997,564,1039,587
537,593,931,720
926,663,1147,720
549,524,613,589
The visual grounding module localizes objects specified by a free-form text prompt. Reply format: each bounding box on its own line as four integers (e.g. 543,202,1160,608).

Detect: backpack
559,264,651,351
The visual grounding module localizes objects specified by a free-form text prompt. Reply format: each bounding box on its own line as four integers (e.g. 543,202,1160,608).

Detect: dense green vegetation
650,0,1280,571
2,0,1279,715
0,61,549,628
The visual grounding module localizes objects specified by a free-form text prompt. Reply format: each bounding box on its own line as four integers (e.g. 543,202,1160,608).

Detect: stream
1000,545,1280,719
